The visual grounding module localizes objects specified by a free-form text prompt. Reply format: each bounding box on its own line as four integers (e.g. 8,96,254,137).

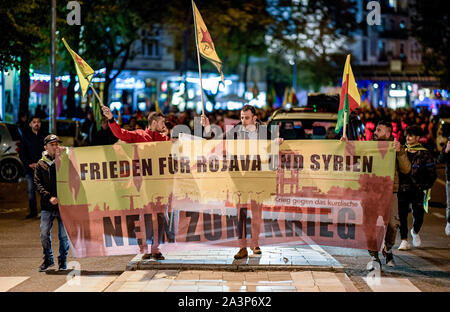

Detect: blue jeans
25,172,37,215
40,210,70,264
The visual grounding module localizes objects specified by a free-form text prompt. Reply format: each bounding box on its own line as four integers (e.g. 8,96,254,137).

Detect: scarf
405,143,428,153
41,152,55,166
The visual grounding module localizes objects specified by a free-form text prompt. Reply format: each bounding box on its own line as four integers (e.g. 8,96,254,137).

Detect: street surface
0,178,449,292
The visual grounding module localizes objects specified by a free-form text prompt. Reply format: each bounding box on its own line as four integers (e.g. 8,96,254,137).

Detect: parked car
0,122,24,182
267,107,366,141
40,118,85,147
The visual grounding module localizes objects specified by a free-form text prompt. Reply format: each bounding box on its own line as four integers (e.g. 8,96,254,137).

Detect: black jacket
399,148,437,192
205,121,272,140
34,152,59,212
19,128,47,175
91,127,118,146
438,149,450,181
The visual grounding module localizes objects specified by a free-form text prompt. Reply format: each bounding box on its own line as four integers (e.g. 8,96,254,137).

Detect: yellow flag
62,38,95,98
155,101,161,113
282,87,288,107
192,0,224,82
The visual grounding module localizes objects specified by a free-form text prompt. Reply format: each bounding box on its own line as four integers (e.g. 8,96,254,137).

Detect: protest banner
56,139,395,257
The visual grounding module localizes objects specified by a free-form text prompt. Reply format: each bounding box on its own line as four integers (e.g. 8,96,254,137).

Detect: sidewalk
126,245,344,272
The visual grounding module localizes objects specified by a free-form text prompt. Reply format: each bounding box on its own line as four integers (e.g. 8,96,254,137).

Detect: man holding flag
64,38,169,260
338,55,411,270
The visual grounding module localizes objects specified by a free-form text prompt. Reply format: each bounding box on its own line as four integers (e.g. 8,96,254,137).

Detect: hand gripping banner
56,139,395,258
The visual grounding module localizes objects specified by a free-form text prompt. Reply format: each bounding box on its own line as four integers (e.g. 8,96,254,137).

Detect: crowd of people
357,106,450,154
14,102,450,272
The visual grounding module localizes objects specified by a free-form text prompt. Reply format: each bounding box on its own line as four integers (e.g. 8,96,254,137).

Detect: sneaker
234,248,248,259
39,260,55,272
398,240,410,250
141,253,151,260
151,252,165,260
445,222,450,236
58,262,67,271
411,229,421,247
367,256,382,272
385,252,395,267
251,247,262,255
26,213,37,219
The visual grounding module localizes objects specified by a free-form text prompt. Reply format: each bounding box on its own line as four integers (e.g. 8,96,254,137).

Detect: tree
410,0,450,88
266,0,358,90
163,0,272,105
0,0,50,117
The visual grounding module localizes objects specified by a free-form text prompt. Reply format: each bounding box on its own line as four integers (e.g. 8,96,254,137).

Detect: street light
49,0,57,134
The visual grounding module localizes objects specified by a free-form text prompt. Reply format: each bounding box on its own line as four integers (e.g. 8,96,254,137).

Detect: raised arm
102,106,142,143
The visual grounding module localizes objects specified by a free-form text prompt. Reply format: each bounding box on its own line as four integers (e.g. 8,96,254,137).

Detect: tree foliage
410,0,450,88
266,0,358,89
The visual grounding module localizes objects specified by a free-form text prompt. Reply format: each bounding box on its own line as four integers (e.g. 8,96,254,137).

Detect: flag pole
192,0,205,116
343,109,348,139
342,57,350,139
89,83,105,108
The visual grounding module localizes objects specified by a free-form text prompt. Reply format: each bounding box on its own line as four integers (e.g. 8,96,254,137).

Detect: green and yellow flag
155,101,161,113
62,38,95,98
335,54,361,134
192,0,224,82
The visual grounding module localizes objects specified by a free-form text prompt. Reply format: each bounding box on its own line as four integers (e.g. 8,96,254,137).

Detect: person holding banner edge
35,135,70,272
201,105,283,259
342,121,411,270
102,105,169,260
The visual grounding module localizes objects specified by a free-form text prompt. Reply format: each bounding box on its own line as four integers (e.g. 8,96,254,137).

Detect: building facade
350,0,448,113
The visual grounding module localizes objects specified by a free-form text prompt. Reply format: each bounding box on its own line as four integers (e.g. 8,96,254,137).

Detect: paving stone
198,286,224,292
363,277,421,292
54,275,118,292
295,285,320,292
255,286,273,292
0,277,29,292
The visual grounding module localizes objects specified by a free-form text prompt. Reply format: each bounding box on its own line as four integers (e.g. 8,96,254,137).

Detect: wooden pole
343,110,348,139
192,0,205,115
90,84,105,108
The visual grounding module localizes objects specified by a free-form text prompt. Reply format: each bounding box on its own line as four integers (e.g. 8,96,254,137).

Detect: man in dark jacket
19,116,47,218
34,135,70,271
398,125,437,250
91,117,118,146
438,139,450,236
201,105,275,141
201,105,283,260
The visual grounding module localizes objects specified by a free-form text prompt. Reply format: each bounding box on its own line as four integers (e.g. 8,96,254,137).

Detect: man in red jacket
102,106,169,260
102,106,169,143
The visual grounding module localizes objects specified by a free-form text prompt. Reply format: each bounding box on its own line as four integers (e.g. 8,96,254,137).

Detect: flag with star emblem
192,0,224,82
62,38,95,98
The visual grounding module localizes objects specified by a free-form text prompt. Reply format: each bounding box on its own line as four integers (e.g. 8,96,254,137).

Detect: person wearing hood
34,135,70,272
397,125,437,250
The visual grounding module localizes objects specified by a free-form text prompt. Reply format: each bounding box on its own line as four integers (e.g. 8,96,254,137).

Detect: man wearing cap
34,135,70,271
